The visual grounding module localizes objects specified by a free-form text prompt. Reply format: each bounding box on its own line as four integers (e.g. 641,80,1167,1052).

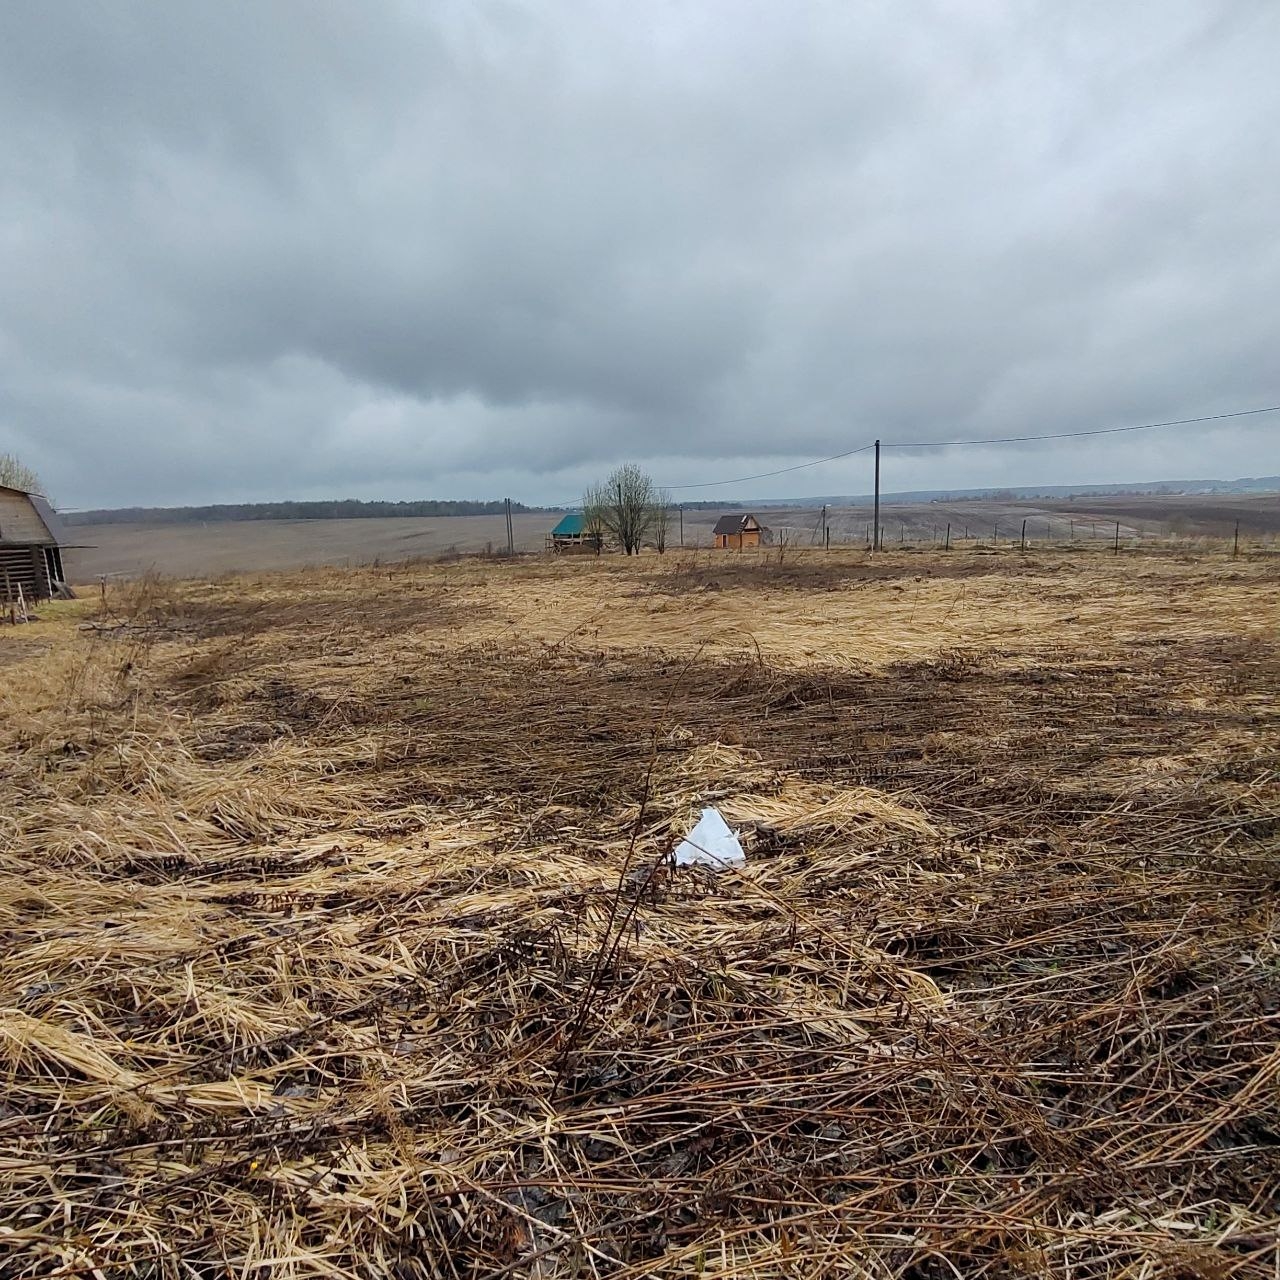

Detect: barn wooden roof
0,485,65,546
28,492,67,544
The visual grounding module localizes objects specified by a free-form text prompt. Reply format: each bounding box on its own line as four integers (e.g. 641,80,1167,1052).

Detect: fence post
1020,518,1027,551
1233,520,1240,558
945,523,951,550
1114,521,1121,555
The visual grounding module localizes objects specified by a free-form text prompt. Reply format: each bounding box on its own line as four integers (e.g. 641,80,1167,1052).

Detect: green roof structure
551,512,587,537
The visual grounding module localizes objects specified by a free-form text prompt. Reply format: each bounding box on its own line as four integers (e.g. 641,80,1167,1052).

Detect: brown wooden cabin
712,512,771,550
0,485,69,601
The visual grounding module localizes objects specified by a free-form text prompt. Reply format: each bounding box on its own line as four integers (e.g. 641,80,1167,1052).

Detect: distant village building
0,485,69,601
546,511,601,554
712,513,771,550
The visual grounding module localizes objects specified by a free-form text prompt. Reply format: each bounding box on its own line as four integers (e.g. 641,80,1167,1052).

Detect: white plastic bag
673,807,746,869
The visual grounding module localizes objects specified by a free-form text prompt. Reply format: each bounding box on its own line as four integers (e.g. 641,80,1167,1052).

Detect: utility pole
505,498,514,556
821,504,827,549
1113,521,1121,555
1233,520,1240,558
679,505,684,548
872,439,881,551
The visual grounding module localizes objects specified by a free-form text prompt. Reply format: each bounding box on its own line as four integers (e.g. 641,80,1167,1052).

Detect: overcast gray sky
2,1,1278,509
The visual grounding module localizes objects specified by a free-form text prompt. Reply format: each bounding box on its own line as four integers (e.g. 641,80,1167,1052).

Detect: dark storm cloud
1,1,1277,507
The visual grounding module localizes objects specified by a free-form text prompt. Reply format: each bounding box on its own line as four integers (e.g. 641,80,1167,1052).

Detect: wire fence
663,509,1279,557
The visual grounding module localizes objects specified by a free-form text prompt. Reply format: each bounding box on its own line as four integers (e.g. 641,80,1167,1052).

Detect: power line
890,404,1280,449
668,443,876,492
665,402,1280,495
546,401,1280,507
543,446,876,506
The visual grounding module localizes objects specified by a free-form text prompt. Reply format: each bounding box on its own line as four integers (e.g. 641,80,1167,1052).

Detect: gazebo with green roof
547,511,600,553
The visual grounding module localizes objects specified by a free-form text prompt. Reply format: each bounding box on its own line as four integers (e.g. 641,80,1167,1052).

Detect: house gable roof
712,513,765,536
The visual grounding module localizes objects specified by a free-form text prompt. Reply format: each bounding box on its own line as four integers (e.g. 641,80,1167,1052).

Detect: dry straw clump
1,548,1278,1278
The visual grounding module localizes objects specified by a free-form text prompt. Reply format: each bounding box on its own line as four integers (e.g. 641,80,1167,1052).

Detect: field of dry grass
65,513,562,579
64,494,1279,582
2,544,1278,1277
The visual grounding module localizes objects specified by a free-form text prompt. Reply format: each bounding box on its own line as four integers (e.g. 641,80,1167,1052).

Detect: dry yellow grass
153,542,1280,663
1,544,1277,1277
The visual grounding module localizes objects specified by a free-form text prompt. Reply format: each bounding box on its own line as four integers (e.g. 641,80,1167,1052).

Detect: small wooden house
0,485,69,601
712,512,770,550
547,511,601,553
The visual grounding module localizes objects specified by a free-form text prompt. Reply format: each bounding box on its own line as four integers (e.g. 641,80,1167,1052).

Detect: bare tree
0,453,43,494
651,488,672,554
590,463,656,555
582,484,607,554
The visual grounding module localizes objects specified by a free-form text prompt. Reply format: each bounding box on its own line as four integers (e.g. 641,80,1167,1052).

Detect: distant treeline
63,499,538,526
63,497,756,525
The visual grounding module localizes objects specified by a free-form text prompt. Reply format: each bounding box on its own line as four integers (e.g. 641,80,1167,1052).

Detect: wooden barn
712,512,771,550
0,485,70,602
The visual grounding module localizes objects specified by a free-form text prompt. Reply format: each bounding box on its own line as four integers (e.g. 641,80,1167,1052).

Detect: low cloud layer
2,1,1278,507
